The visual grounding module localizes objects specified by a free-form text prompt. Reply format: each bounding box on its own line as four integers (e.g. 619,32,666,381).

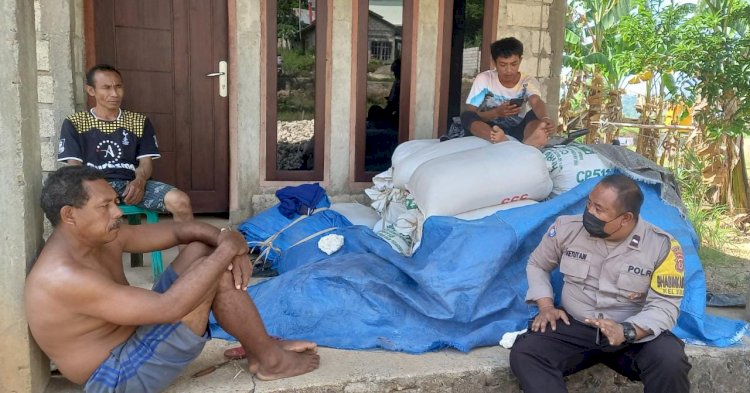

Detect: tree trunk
585,73,605,144
604,89,623,143
730,135,749,213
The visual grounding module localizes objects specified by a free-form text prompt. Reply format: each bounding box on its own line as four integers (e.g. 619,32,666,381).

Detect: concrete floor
45,217,750,392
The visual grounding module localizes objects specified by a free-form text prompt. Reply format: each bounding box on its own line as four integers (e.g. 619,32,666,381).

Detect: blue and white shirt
465,70,542,129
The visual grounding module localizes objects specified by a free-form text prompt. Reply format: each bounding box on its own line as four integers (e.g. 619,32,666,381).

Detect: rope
249,207,329,268
289,227,338,249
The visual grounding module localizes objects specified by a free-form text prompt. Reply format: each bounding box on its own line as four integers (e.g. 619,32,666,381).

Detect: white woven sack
392,137,490,188
408,141,552,218
330,202,381,229
373,193,423,256
373,193,419,231
455,199,538,221
391,139,439,170
543,145,614,195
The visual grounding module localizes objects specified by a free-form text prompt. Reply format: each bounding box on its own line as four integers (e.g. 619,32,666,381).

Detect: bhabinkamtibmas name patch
650,239,685,297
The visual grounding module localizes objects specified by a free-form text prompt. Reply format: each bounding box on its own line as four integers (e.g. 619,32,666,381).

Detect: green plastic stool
118,204,163,280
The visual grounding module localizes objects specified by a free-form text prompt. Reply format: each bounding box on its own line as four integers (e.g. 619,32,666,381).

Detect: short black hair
86,64,122,87
490,37,524,60
598,174,644,218
41,166,107,226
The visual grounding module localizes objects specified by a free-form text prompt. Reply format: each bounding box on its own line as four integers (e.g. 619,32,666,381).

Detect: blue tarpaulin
236,195,351,268
210,177,748,351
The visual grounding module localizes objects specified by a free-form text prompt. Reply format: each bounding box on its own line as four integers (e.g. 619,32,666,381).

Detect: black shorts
460,110,538,141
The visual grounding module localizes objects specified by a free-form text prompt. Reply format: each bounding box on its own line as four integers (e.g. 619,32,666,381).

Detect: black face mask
583,209,622,238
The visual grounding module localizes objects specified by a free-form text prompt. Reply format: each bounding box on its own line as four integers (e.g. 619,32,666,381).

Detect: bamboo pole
592,121,694,131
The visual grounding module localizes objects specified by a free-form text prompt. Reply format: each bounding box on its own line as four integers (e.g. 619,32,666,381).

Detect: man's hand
228,254,253,291
532,306,570,333
493,101,522,118
584,317,626,346
122,178,146,205
217,229,251,290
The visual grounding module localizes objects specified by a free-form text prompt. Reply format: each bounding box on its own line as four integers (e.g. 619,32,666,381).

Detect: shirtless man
26,165,319,392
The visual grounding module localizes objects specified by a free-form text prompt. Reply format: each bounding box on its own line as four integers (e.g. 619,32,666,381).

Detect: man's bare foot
225,340,317,359
490,125,509,144
523,124,549,148
250,344,320,381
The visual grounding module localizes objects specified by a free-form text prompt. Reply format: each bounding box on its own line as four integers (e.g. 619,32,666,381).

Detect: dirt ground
700,231,750,296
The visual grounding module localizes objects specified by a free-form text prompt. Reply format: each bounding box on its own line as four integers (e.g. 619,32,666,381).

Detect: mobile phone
508,98,525,107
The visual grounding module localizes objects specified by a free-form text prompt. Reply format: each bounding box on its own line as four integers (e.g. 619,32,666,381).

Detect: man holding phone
460,37,555,147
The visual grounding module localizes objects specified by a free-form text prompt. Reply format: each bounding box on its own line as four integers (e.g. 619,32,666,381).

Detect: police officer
510,174,690,393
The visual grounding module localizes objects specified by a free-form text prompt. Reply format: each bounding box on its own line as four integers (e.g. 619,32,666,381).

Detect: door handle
206,60,228,97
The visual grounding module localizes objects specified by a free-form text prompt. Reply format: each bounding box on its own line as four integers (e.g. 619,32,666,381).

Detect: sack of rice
391,139,439,170
455,199,538,221
408,141,552,218
392,137,490,188
543,144,614,195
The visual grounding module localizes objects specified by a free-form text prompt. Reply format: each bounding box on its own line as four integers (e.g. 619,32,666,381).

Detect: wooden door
88,0,229,213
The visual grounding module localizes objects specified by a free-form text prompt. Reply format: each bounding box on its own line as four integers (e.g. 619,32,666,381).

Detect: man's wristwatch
621,322,637,344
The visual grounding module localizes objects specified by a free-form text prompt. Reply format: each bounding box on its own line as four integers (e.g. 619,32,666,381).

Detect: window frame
264,0,328,181
354,0,414,183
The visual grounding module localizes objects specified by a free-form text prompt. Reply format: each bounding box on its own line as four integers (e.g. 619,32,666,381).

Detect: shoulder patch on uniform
650,239,684,297
548,224,557,237
629,234,641,248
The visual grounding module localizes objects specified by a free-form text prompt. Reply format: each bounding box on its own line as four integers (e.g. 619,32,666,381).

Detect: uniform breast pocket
616,268,651,303
560,257,590,284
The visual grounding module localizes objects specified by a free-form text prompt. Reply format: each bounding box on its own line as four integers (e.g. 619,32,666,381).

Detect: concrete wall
28,0,566,222
411,0,441,140
230,0,263,223
327,0,355,196
35,0,78,174
495,0,564,122
0,1,47,392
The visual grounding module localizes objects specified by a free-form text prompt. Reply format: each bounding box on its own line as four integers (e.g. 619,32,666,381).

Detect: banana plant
617,0,695,159
672,0,750,212
564,0,635,142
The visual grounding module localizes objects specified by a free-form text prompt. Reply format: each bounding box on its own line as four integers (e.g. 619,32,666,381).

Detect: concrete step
46,334,750,393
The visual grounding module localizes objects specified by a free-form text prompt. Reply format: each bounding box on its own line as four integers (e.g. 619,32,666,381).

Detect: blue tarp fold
236,196,351,269
211,177,748,351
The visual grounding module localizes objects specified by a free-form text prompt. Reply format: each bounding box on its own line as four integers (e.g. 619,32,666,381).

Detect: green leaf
662,73,677,95
565,28,582,45
583,52,609,65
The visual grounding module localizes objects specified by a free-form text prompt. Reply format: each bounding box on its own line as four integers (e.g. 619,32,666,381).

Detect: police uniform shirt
57,110,160,181
526,215,685,343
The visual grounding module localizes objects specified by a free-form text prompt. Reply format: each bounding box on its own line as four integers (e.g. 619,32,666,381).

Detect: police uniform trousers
509,317,690,393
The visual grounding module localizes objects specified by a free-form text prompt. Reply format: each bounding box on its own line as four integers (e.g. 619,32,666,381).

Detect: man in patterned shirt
460,37,555,147
58,64,193,221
